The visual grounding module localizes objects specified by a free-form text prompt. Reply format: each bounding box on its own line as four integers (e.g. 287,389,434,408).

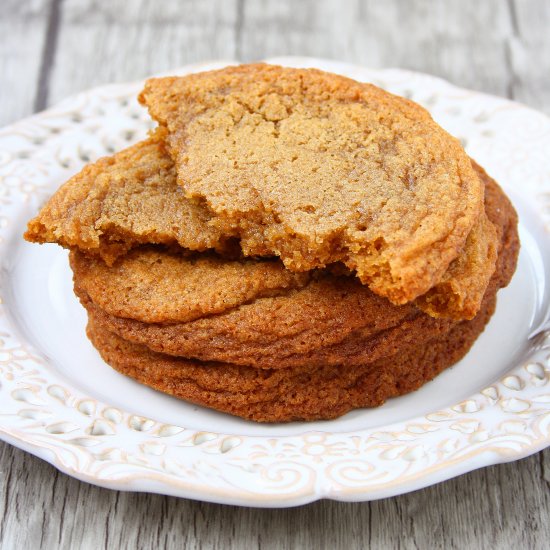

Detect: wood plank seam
0,457,14,543
235,0,245,61
505,0,520,99
539,450,550,484
33,0,64,112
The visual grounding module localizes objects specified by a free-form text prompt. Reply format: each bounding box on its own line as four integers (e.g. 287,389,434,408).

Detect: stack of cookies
25,64,519,422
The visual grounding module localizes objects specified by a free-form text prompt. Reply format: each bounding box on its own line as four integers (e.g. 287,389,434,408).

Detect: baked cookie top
24,134,230,265
70,247,309,324
139,63,484,304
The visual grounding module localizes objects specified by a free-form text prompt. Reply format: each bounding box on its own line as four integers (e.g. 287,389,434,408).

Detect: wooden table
1,1,549,548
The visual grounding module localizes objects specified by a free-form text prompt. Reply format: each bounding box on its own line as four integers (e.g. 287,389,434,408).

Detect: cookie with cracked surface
139,63,484,305
70,247,310,324
24,134,233,265
25,126,498,321
86,290,496,423
73,168,518,369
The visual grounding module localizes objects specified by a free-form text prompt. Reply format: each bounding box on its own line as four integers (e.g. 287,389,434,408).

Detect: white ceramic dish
0,57,549,507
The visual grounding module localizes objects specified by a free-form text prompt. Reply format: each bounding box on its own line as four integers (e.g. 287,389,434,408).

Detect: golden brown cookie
86,290,496,423
139,63,484,305
24,134,231,265
70,248,309,324
415,161,503,319
71,167,518,369
25,128,498,321
76,276,422,369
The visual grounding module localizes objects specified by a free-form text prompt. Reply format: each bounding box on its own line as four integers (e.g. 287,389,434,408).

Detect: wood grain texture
48,0,239,105
507,0,550,111
1,443,549,550
1,0,549,548
240,0,514,96
0,0,49,126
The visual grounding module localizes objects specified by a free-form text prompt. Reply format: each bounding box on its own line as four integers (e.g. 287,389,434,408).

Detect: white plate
0,57,549,507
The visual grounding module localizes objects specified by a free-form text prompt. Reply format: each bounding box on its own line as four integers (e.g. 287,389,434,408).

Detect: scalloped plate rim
0,56,549,507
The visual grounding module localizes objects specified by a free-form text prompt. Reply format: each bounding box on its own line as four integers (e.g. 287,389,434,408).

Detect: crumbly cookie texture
73,170,518,370
415,161,500,320
139,63,484,304
24,134,230,265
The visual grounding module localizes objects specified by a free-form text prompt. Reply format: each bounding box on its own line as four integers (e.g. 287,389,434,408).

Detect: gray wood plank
47,0,239,105
240,0,514,98
507,0,550,112
1,1,549,549
0,3,56,548
0,0,50,126
1,443,549,550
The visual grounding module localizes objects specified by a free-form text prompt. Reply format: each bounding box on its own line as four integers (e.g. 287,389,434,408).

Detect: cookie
26,129,498,320
86,291,496,423
76,275,422,369
415,161,503,319
70,248,309,324
139,63,484,305
71,167,518,368
24,134,231,265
